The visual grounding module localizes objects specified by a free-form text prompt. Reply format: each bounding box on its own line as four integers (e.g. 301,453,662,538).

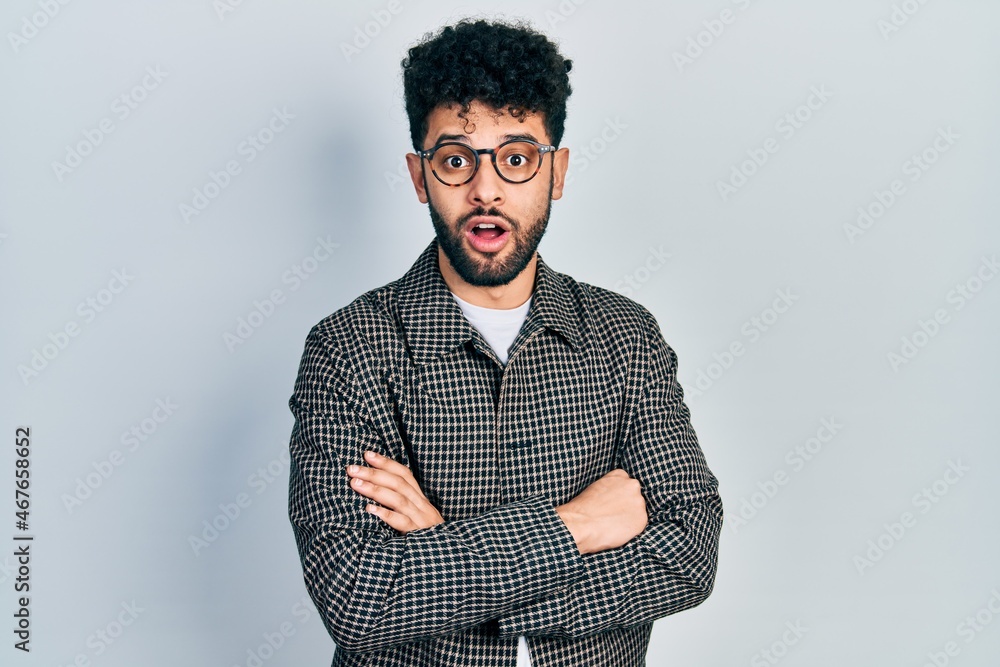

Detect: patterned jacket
287,238,723,666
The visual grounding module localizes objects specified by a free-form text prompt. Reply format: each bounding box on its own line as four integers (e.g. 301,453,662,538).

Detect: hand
347,451,444,533
555,469,648,555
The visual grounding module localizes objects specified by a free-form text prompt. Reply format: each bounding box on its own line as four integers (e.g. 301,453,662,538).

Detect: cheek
435,190,461,213
523,186,551,218
428,188,463,222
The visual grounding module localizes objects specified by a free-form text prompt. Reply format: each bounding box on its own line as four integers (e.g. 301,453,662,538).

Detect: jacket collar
397,237,581,365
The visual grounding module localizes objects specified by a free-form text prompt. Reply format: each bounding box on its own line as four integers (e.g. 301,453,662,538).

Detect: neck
437,246,536,309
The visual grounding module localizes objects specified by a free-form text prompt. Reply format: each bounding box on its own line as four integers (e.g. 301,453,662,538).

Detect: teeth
475,223,497,229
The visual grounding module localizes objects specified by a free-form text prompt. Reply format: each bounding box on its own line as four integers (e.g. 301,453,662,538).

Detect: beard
426,170,554,288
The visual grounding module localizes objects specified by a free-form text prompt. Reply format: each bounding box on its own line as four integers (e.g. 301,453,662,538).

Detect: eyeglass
417,139,557,186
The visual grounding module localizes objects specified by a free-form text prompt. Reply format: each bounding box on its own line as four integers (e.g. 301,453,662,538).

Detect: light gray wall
2,1,998,665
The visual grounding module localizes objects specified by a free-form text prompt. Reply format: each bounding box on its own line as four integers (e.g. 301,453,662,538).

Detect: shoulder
559,271,663,345
559,272,679,377
300,279,402,363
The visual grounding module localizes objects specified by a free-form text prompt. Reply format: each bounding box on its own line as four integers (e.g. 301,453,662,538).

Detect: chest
390,332,624,519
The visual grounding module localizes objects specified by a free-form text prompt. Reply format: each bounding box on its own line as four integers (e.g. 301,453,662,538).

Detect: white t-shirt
450,291,532,366
450,290,534,667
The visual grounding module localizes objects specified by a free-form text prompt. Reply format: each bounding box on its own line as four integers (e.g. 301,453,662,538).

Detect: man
287,18,723,667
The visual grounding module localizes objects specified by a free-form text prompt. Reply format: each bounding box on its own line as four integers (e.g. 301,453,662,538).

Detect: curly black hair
401,18,573,151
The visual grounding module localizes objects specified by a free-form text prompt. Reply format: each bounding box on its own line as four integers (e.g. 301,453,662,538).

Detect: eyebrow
430,132,543,146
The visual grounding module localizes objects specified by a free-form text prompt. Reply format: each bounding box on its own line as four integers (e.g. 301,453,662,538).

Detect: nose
466,156,505,207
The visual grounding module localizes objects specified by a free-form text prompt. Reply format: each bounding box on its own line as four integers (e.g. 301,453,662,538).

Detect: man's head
401,19,573,290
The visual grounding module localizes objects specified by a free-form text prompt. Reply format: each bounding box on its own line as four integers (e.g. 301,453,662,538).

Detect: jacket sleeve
496,310,724,639
287,325,586,653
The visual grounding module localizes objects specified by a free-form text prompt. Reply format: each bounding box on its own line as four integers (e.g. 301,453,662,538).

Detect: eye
505,153,527,167
497,142,538,171
434,146,475,172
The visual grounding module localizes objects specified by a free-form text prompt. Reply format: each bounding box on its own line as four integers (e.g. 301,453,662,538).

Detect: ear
405,153,428,204
550,147,570,201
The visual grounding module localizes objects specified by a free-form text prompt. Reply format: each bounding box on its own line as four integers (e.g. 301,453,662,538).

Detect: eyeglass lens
431,142,541,184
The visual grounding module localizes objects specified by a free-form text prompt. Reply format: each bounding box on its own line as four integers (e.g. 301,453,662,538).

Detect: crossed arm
347,451,648,556
288,315,722,652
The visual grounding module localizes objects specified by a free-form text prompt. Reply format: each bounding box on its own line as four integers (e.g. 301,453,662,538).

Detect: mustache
458,207,517,230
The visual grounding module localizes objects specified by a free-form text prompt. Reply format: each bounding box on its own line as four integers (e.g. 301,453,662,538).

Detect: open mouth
465,217,511,253
470,222,504,240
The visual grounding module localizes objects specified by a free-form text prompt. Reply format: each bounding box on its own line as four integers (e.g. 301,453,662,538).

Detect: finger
363,452,423,493
350,477,415,514
351,479,429,523
348,466,423,502
365,504,416,534
366,502,442,532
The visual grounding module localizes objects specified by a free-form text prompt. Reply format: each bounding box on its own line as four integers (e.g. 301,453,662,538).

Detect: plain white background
1,1,998,665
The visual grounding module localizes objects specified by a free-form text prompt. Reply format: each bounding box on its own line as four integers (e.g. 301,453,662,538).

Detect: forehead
424,100,549,146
